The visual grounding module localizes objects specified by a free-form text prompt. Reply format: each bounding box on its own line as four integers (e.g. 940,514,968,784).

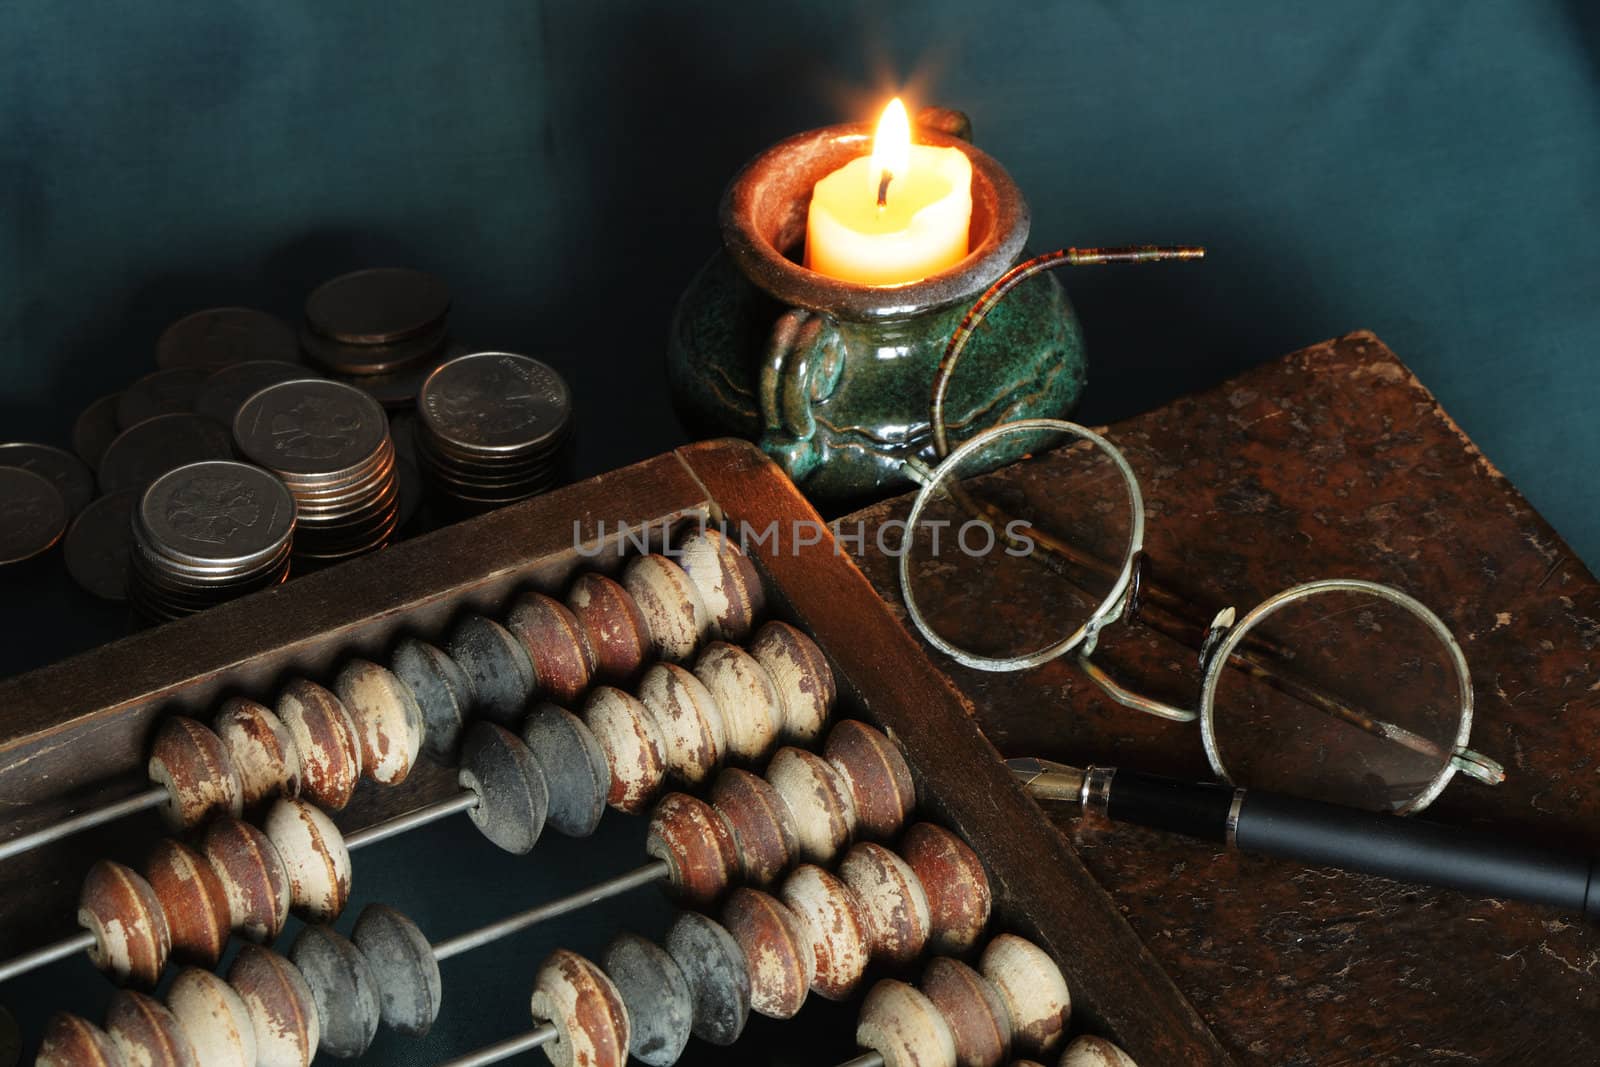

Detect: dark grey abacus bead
521,702,609,837
392,637,471,761
603,933,694,1067
663,911,750,1047
447,613,537,726
457,721,550,854
288,925,381,1059
351,904,442,1038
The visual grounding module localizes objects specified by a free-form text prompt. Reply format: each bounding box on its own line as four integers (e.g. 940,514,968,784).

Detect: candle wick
877,170,892,208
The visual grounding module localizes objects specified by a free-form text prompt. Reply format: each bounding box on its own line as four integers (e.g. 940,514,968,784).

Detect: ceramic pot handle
758,308,844,483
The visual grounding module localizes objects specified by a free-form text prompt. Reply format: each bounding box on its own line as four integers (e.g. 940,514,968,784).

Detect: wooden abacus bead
1058,1036,1138,1067
921,958,1013,1067
334,658,424,785
720,887,815,1020
779,865,872,1000
530,949,631,1067
824,720,916,841
288,925,381,1059
392,637,472,761
766,746,857,864
201,817,291,942
709,767,799,887
147,716,244,830
645,792,740,907
78,860,171,986
856,979,959,1067
448,613,537,727
663,912,751,1047
506,591,598,705
839,842,931,966
458,721,550,853
36,1013,123,1067
263,797,350,923
637,662,726,787
623,553,711,663
214,697,301,810
693,641,782,763
105,990,198,1067
675,527,765,642
979,935,1071,1058
144,839,231,967
902,822,992,955
584,686,669,814
566,572,652,686
276,679,362,810
166,967,257,1067
522,703,609,837
351,904,442,1038
227,944,320,1067
749,620,834,744
602,933,694,1067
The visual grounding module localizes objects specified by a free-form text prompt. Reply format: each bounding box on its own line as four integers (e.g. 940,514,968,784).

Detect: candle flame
870,97,912,207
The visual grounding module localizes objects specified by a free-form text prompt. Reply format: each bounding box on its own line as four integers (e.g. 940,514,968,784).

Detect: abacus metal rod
837,1055,884,1067
437,1023,557,1067
0,930,95,985
345,791,480,850
0,786,167,863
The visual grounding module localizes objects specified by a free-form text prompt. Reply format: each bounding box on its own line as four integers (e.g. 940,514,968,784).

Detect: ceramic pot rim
719,123,1030,321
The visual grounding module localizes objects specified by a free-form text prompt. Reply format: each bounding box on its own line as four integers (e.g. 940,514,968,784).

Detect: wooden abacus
0,439,1228,1065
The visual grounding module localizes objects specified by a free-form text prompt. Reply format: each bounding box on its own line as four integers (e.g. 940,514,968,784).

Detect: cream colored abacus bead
213,697,301,809
624,553,711,663
748,620,834,743
275,679,363,810
779,864,872,1001
583,685,669,814
979,935,1072,1058
147,716,244,830
262,797,351,923
693,641,783,763
674,527,765,642
529,949,631,1067
856,979,959,1067
334,658,425,785
838,842,931,966
166,967,257,1067
766,746,858,864
1057,1036,1138,1067
637,661,727,787
78,860,172,987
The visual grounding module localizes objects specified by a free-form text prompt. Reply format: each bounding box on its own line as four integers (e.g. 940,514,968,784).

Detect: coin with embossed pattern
138,461,296,570
97,413,235,495
157,307,301,371
0,442,95,517
233,379,388,477
63,490,137,600
0,467,68,565
304,267,451,346
419,352,572,454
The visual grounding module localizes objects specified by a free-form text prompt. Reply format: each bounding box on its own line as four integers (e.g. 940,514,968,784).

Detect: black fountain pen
1007,757,1600,919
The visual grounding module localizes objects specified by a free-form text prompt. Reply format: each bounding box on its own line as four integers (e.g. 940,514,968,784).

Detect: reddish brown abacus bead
858,979,959,1067
228,944,320,1067
214,697,301,809
167,967,258,1067
144,839,231,967
276,679,363,810
749,620,834,744
78,860,172,986
106,990,199,1067
529,948,631,1067
709,767,799,887
263,797,351,922
637,662,726,787
839,842,931,966
506,591,598,705
624,553,711,663
766,746,858,864
646,792,741,907
921,957,1013,1067
901,822,992,955
147,715,244,830
675,527,765,642
202,817,292,943
36,1013,122,1067
979,935,1071,1058
584,685,669,813
1059,1036,1138,1067
334,658,424,785
693,641,783,763
825,720,916,841
567,572,652,686
779,864,873,1000
721,887,816,1020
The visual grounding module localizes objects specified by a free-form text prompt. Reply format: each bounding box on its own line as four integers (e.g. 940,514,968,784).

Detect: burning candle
804,98,973,286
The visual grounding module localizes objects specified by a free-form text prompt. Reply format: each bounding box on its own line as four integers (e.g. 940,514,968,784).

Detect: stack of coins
128,461,295,620
233,378,399,563
300,268,453,409
415,351,573,508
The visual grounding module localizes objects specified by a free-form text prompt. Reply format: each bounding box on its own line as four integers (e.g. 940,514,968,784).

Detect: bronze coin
116,368,208,430
157,307,301,371
98,413,235,495
0,467,68,565
0,442,95,516
195,360,318,426
299,320,447,377
64,490,137,601
304,268,451,346
72,393,123,468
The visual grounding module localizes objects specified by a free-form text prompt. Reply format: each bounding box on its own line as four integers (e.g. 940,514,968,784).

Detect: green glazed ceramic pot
668,122,1086,509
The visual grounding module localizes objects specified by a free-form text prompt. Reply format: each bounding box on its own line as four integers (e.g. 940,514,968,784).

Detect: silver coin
157,307,302,371
116,368,208,430
98,413,236,495
233,379,388,477
418,352,572,454
195,360,318,427
138,461,296,570
72,393,123,469
64,490,137,601
0,467,68,565
0,442,96,516
300,320,447,377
